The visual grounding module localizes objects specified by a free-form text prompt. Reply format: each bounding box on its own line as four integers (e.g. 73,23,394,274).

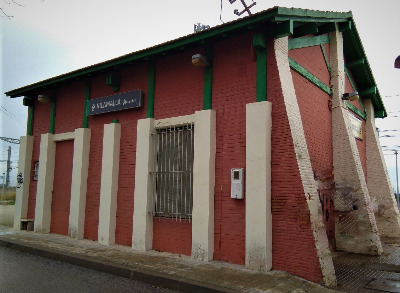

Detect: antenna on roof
228,0,256,16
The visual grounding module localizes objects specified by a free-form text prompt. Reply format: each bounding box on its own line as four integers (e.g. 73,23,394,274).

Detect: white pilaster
34,133,56,233
132,118,155,251
330,31,382,255
68,128,91,239
191,110,216,261
98,123,121,245
275,37,336,288
245,101,272,271
14,136,34,230
365,99,400,238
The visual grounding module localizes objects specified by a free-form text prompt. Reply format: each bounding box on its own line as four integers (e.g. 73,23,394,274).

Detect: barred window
152,124,194,220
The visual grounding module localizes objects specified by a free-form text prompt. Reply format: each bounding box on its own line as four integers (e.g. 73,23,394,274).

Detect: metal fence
152,123,194,221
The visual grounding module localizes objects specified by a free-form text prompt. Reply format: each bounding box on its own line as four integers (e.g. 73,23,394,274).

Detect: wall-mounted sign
348,111,363,140
89,89,143,115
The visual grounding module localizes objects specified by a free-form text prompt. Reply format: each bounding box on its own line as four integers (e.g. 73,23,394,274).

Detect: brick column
330,31,382,255
275,37,336,288
365,99,400,239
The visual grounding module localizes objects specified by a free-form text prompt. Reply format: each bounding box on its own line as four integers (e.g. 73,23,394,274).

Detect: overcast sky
1,0,400,190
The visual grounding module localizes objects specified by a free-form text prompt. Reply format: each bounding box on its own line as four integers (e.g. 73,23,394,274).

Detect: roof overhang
5,6,386,117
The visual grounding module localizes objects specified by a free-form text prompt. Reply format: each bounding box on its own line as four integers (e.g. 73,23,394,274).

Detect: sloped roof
5,6,386,117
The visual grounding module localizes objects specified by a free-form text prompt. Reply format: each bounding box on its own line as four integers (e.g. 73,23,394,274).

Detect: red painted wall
54,80,85,133
152,48,203,254
27,93,52,219
50,140,73,235
212,33,256,265
84,63,148,244
269,39,324,283
289,42,335,239
153,219,192,255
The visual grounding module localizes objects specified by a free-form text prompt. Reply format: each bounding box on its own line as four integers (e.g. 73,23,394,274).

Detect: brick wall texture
26,30,381,285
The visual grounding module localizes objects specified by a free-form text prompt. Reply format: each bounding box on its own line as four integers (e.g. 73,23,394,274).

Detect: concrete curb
0,238,234,293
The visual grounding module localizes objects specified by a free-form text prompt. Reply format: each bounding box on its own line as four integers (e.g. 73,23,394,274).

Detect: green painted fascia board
275,7,352,19
5,7,355,98
288,57,331,95
288,35,329,50
342,19,386,117
346,101,366,120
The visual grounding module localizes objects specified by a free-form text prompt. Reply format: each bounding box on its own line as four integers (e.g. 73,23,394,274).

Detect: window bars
152,123,194,221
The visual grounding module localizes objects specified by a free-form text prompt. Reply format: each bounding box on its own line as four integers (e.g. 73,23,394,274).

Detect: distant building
6,7,400,288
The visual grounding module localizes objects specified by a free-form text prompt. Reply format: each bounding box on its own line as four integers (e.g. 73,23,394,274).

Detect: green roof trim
4,6,385,117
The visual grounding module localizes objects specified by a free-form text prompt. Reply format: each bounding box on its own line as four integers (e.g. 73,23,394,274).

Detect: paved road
0,246,175,293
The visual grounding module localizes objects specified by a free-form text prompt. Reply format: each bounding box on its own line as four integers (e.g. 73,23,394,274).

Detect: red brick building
6,7,400,287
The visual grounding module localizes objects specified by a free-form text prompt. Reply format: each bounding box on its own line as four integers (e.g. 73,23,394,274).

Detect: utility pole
6,146,11,188
395,150,399,208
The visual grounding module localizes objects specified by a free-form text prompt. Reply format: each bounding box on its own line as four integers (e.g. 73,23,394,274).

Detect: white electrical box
231,168,244,199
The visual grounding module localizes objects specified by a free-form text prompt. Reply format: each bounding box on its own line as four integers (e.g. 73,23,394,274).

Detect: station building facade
6,7,400,287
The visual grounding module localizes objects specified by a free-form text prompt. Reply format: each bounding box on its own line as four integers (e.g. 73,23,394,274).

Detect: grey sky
1,0,400,188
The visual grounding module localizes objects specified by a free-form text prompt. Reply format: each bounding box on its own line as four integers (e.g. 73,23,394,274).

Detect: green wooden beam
203,44,214,110
83,79,91,128
147,61,155,118
106,74,120,92
267,20,293,38
339,21,351,32
317,23,337,34
359,86,377,96
347,58,365,68
49,101,56,134
346,102,366,120
288,35,329,50
320,44,331,77
253,33,267,102
27,105,34,136
293,23,318,38
289,57,331,95
253,33,266,48
344,66,358,91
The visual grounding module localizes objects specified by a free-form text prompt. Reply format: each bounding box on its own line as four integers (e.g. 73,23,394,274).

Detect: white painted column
98,123,121,245
191,110,216,261
34,133,56,233
330,31,382,255
14,136,34,230
275,37,336,288
68,128,91,239
245,101,272,271
365,99,400,238
132,118,154,251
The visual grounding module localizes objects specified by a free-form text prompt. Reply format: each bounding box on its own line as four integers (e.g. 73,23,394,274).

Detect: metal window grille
33,161,39,181
152,123,194,220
